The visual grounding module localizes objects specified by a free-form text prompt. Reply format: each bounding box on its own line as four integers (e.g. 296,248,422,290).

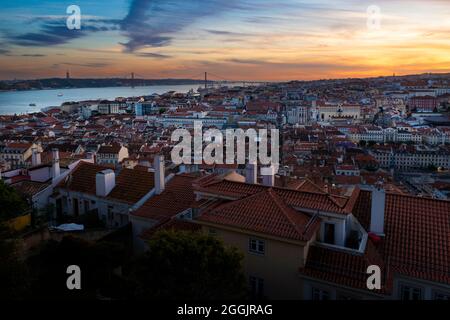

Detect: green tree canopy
27,236,127,299
130,230,247,300
0,180,28,222
0,225,30,299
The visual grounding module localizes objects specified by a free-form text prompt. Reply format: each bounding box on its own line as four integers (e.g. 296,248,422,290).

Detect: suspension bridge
111,71,267,89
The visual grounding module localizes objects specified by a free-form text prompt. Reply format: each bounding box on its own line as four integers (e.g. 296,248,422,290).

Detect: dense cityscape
1,0,450,310
1,72,449,301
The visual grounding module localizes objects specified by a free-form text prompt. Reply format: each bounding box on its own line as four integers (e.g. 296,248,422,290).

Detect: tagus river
0,85,199,115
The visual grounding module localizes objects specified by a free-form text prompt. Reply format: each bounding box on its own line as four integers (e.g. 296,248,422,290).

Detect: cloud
21,54,46,57
7,17,119,47
227,58,266,65
119,0,240,52
135,52,172,59
204,29,251,36
53,62,110,68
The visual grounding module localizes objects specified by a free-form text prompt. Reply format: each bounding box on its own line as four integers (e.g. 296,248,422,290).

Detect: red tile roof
98,144,122,154
132,174,197,223
198,188,320,242
12,180,50,197
353,190,450,286
299,242,391,294
58,162,109,195
58,162,155,204
108,168,155,204
194,176,357,215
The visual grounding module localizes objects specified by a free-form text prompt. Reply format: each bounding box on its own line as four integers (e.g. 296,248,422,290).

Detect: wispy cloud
21,54,46,57
119,0,241,52
7,17,119,46
204,29,252,37
54,62,110,68
135,52,172,59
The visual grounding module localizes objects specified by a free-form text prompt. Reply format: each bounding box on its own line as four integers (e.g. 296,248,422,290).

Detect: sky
0,0,449,81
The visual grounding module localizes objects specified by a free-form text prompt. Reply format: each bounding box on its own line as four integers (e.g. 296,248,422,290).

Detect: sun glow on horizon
0,0,449,81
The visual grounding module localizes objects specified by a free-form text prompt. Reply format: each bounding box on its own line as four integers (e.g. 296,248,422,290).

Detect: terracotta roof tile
58,162,155,204
132,174,197,222
198,188,320,241
194,178,354,214
108,168,155,204
299,242,391,294
353,190,450,286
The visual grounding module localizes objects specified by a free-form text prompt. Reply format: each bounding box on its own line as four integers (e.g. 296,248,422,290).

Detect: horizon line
2,71,450,84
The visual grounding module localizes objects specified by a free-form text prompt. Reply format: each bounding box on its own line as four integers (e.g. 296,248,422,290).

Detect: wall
202,225,310,299
6,213,31,232
130,215,159,253
29,166,51,182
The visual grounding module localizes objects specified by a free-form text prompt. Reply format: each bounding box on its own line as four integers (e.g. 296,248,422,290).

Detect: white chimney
262,166,275,187
51,148,60,178
96,169,116,197
154,155,165,194
370,185,386,235
31,147,41,166
245,162,257,184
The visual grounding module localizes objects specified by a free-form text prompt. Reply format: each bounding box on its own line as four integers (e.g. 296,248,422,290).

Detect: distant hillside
0,78,210,91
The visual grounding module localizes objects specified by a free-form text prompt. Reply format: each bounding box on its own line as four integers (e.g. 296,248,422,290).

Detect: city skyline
1,0,450,81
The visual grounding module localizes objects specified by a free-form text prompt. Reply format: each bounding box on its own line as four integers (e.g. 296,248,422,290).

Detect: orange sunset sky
0,0,449,81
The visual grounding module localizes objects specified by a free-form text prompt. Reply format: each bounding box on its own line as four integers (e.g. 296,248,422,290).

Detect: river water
0,84,200,115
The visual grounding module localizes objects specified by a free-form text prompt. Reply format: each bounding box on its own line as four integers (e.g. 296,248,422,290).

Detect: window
209,228,217,236
249,276,264,300
312,288,330,300
323,223,335,245
400,285,422,300
249,238,265,255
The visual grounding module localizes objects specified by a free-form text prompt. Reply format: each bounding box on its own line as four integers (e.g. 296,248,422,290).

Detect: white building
96,144,129,166
286,105,309,125
317,103,361,121
370,147,450,169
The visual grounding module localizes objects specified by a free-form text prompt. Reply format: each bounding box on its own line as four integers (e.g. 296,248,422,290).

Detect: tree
359,140,367,147
27,236,128,299
130,230,248,300
0,180,28,222
0,225,31,299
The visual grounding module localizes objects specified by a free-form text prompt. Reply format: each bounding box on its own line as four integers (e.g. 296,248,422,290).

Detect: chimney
96,169,116,197
245,162,257,184
51,148,60,178
262,166,275,187
86,152,94,162
370,185,386,235
154,155,165,194
31,147,41,166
